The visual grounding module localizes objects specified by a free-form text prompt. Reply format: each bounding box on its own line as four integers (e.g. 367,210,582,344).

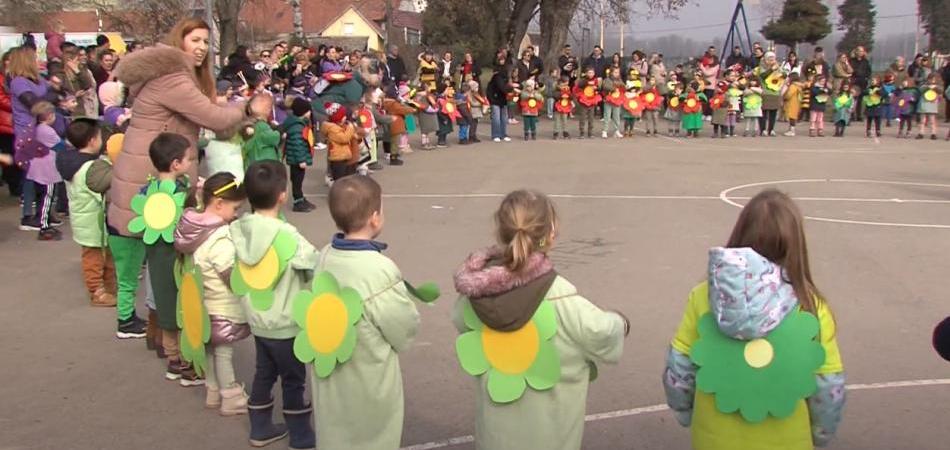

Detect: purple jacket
10,76,48,136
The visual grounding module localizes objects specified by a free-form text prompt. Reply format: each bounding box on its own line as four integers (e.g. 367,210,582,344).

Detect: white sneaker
503,136,512,142
314,143,327,151
493,137,501,143
601,131,608,139
614,131,624,138
783,130,795,137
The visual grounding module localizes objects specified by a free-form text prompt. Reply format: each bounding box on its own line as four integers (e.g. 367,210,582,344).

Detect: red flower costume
682,92,703,114
605,86,626,106
709,93,725,110
520,96,542,115
623,94,644,115
641,89,663,110
574,79,602,107
555,88,574,113
439,97,461,123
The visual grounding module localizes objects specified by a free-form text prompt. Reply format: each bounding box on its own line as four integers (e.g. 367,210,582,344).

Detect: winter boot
205,386,221,409
562,131,570,139
248,402,289,447
284,406,316,450
220,384,249,416
553,132,559,140
389,155,404,166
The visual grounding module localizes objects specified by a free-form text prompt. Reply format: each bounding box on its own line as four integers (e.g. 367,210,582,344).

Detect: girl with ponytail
452,189,629,450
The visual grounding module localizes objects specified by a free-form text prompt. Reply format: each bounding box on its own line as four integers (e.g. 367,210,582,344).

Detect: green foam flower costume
292,271,364,378
690,311,825,423
175,255,211,377
128,179,185,244
231,230,297,311
834,94,852,109
743,93,762,110
456,299,560,403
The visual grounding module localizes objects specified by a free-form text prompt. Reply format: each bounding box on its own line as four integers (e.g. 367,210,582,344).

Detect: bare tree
288,0,305,43
215,0,245,58
93,0,189,44
2,0,76,31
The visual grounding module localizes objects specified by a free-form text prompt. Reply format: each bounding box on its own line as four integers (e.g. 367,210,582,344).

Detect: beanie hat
291,96,311,117
97,81,124,108
325,102,346,124
216,80,232,95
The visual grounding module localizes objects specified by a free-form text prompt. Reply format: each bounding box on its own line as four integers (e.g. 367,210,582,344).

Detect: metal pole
599,0,606,49
620,22,624,56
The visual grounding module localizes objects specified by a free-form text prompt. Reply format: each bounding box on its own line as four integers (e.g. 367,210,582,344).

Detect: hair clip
212,180,238,196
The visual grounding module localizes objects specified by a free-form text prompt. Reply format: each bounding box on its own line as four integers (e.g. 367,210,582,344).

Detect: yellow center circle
359,114,367,123
446,103,455,112
670,98,679,107
584,86,595,97
612,91,620,98
925,90,937,101
743,338,774,368
686,98,697,108
238,246,279,290
560,99,569,106
180,274,203,348
481,321,540,375
629,100,638,109
645,93,655,103
306,293,348,354
143,193,176,230
528,99,537,108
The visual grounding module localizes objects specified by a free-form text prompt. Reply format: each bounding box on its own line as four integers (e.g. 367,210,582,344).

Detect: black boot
284,406,316,450
562,131,570,139
389,155,404,166
248,402,288,447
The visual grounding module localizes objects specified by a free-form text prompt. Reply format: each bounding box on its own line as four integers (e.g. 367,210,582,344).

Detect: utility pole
599,0,606,48
385,0,394,46
620,21,625,56
914,8,921,56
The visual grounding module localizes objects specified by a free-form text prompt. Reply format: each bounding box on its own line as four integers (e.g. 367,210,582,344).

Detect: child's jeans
436,113,453,144
603,104,622,134
522,116,538,136
468,119,479,141
554,113,569,134
459,124,470,141
289,164,306,204
545,98,555,118
82,246,117,299
866,115,882,133
642,110,659,132
623,118,636,133
248,336,308,411
809,111,825,131
746,117,759,134
205,343,237,390
899,114,914,134
726,112,738,130
578,105,595,136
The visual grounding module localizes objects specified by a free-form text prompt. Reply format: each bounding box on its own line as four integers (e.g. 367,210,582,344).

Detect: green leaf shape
690,311,825,423
455,299,561,404
291,271,365,378
406,281,441,303
231,230,299,311
176,255,211,377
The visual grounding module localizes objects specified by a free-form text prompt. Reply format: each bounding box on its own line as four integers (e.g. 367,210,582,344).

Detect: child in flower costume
916,73,941,140
832,84,854,138
808,75,831,137
709,81,728,139
519,79,544,140
573,67,602,139
782,73,804,137
641,76,663,136
665,81,684,136
894,79,918,139
230,160,319,449
680,81,707,138
297,175,427,450
621,76,643,137
742,78,764,137
664,189,845,450
173,172,251,416
864,76,884,137
552,78,574,140
453,190,628,450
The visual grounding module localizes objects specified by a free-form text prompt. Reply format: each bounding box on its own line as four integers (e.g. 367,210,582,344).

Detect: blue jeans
491,105,508,139
249,336,307,410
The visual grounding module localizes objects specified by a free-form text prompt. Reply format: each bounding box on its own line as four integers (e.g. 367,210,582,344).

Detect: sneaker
614,131,624,138
179,364,205,387
562,132,570,139
19,216,41,231
165,359,183,380
116,315,147,339
436,142,447,148
916,134,924,140
783,130,795,137
492,137,501,143
503,137,512,142
601,131,608,139
49,216,63,227
769,131,776,137
367,162,384,171
931,134,938,140
37,228,62,241
324,173,333,187
314,143,327,151
389,156,404,166
292,202,314,213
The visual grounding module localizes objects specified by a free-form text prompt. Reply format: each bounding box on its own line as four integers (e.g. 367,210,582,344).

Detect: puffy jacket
281,115,312,165
321,121,356,162
0,74,11,135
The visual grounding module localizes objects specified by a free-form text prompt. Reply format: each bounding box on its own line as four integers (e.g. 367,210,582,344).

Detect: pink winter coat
109,45,245,236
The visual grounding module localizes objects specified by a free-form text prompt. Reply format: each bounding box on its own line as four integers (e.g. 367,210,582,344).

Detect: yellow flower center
584,86,595,97
306,293,348,354
238,246,279,290
743,338,774,368
143,192,176,230
670,98,679,107
180,273,203,348
924,90,937,101
528,99,537,108
645,93,655,103
481,322,539,374
686,98,697,108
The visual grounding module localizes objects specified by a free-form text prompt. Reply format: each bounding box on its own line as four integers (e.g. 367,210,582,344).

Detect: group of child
500,64,950,142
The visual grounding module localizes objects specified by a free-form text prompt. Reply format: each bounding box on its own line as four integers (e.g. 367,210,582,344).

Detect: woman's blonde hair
726,189,823,314
495,190,559,272
6,46,39,81
165,17,215,100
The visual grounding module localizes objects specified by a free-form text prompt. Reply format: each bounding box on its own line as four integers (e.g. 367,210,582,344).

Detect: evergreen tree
836,0,876,54
919,0,950,53
761,0,832,50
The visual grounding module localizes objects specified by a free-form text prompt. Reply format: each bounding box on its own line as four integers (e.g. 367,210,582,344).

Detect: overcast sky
595,0,917,41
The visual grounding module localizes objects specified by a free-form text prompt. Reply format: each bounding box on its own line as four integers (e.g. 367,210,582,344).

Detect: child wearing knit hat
281,96,316,212
320,102,359,182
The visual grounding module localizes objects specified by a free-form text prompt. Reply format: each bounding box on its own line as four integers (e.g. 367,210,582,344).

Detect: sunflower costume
680,91,707,132
664,248,845,450
453,248,626,450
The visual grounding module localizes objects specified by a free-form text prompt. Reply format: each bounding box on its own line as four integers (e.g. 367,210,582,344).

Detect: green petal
337,325,357,363
250,289,274,311
311,271,340,296
293,332,315,363
146,180,159,195
273,231,299,261
340,287,364,326
142,228,159,245
158,179,176,194
486,369,527,403
461,301,483,331
532,300,557,340
201,306,211,342
127,216,146,234
130,194,146,214
172,192,186,206
525,339,560,391
230,268,249,294
406,281,441,303
456,331,489,376
160,227,175,243
313,350,338,378
291,290,315,328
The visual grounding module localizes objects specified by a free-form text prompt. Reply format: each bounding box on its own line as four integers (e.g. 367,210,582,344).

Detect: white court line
304,192,950,204
720,179,950,229
400,378,950,450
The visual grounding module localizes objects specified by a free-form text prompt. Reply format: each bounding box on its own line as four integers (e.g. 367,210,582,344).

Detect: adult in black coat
724,45,748,71
386,45,407,83
583,46,609,77
849,45,872,120
486,63,512,140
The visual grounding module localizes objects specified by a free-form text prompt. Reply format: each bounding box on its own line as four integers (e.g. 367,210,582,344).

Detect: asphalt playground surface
2,119,949,450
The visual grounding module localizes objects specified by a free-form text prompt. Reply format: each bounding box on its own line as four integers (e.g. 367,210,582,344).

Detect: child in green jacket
230,160,319,450
242,94,281,168
281,97,315,213
301,175,422,450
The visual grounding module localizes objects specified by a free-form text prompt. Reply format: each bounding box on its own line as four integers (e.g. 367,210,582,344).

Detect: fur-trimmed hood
454,246,556,331
115,44,197,96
